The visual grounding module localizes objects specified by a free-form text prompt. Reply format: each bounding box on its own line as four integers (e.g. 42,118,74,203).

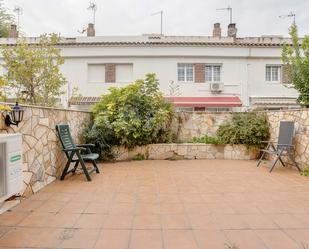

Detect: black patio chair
257,121,301,172
56,123,100,181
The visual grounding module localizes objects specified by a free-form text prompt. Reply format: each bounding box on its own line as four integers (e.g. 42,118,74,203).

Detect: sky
3,0,309,38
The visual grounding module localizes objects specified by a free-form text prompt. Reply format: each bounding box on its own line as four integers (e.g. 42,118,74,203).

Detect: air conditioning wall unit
0,134,23,204
210,82,224,93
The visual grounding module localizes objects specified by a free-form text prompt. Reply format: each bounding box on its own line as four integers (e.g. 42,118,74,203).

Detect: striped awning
164,96,242,107
250,97,298,106
69,97,101,105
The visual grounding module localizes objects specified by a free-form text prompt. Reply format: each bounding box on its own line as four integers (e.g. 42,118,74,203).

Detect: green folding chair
56,123,100,181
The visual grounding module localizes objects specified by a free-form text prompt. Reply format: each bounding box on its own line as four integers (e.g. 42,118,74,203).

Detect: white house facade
0,23,299,111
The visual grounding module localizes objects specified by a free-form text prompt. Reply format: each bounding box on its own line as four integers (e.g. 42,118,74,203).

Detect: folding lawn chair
56,123,100,181
257,121,301,172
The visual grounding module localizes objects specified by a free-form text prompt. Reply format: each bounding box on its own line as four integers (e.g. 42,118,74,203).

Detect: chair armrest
63,147,86,152
77,144,95,148
277,144,294,147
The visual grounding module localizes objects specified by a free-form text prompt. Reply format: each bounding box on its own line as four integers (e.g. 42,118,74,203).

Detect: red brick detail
194,64,205,83
105,64,116,83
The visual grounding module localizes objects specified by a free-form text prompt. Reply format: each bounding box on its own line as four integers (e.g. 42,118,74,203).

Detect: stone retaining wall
112,144,259,161
176,109,309,170
176,112,232,142
0,105,92,197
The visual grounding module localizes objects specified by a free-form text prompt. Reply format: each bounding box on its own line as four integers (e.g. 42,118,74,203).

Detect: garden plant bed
112,143,260,161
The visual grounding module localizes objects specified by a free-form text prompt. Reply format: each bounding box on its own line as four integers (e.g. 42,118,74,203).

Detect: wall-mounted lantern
4,102,24,127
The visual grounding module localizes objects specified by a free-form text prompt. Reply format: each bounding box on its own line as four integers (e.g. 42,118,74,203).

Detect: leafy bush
85,73,175,158
132,153,146,161
216,112,270,146
189,135,223,145
301,166,309,177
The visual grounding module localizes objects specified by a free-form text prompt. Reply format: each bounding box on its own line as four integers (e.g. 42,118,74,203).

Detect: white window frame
177,64,194,82
205,64,222,82
266,65,281,83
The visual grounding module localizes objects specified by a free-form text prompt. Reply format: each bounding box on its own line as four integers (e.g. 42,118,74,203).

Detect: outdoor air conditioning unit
0,134,23,204
210,82,224,93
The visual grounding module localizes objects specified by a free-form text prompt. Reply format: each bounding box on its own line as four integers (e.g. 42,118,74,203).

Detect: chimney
213,23,221,38
87,23,95,37
9,24,18,38
227,23,237,38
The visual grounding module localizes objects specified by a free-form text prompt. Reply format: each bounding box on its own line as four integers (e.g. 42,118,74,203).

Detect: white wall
1,44,300,108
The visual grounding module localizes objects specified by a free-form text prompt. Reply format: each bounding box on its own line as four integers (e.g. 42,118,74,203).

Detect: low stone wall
175,109,309,170
0,104,92,197
112,144,259,161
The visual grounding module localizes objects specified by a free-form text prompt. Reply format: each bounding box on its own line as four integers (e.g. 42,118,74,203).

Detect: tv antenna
87,2,97,26
217,5,233,24
13,6,23,32
151,10,163,35
279,12,296,24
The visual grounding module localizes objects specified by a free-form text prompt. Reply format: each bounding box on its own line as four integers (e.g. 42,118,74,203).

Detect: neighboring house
0,23,299,111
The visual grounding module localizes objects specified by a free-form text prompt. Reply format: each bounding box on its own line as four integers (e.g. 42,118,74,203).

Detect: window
266,65,281,82
176,107,194,112
178,64,194,82
194,107,206,112
88,64,105,83
116,64,133,83
205,65,221,82
206,107,231,112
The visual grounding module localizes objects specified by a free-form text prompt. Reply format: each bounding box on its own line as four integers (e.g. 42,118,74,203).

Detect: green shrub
85,73,175,158
132,153,146,161
189,135,223,145
216,112,270,146
301,166,309,177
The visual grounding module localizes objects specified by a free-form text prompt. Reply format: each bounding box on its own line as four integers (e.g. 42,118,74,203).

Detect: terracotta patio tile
35,200,67,213
225,230,268,249
285,229,309,247
94,230,130,249
10,200,44,212
160,203,185,214
163,230,198,249
255,230,299,249
109,202,135,215
103,215,134,229
193,229,227,249
0,211,30,226
59,201,89,214
0,227,62,248
84,203,110,214
135,203,160,214
161,214,191,229
74,214,106,229
19,212,79,228
59,228,100,248
133,215,161,229
188,214,217,229
240,214,279,229
269,214,306,229
129,230,162,249
212,214,249,230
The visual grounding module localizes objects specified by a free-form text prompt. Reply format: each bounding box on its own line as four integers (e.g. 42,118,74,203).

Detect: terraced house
0,23,299,111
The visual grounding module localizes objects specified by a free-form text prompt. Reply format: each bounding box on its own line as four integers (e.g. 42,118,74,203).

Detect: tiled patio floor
1,159,309,249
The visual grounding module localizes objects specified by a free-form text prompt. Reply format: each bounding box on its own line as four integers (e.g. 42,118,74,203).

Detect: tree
0,0,13,38
282,24,309,106
0,34,67,106
85,74,175,158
